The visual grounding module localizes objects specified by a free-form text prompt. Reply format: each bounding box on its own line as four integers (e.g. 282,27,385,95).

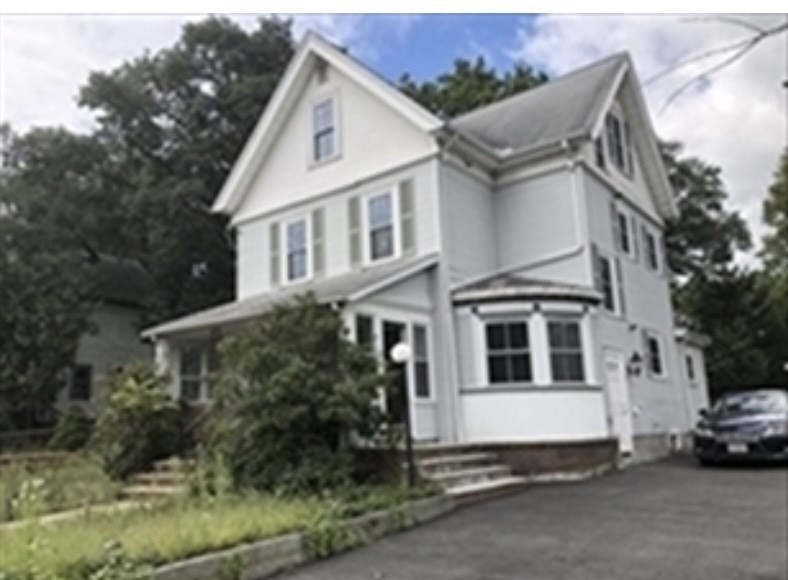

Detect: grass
0,454,119,523
0,484,440,579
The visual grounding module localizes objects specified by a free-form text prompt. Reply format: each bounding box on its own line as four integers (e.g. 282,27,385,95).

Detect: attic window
605,112,633,177
312,97,337,163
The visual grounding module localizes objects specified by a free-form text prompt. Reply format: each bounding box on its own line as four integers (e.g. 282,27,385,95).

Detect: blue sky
0,14,784,252
355,14,536,82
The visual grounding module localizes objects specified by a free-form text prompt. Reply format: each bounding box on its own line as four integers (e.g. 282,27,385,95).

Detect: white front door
604,350,634,454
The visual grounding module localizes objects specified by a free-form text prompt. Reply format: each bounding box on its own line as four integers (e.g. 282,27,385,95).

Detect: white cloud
0,14,406,135
510,14,787,258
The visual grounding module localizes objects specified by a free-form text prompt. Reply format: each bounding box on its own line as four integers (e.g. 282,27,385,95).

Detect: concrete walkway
278,456,788,580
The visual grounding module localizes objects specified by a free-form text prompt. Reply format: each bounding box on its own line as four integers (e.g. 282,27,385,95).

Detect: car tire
697,457,716,467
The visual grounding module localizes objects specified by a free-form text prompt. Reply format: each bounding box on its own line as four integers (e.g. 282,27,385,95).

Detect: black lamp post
390,341,417,487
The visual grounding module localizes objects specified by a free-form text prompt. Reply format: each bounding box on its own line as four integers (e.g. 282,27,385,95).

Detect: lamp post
390,341,416,488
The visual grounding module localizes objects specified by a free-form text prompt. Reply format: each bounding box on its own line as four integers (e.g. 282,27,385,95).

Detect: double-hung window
70,364,92,401
180,347,204,402
644,227,659,271
598,253,616,312
286,218,308,282
605,112,633,176
548,320,585,382
367,192,395,261
485,321,532,384
616,210,631,255
645,332,665,377
312,98,336,163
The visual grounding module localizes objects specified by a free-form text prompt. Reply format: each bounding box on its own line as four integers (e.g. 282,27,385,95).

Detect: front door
604,350,634,454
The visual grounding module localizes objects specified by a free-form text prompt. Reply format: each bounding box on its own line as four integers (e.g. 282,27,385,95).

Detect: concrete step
121,485,189,501
447,476,527,506
427,464,512,488
417,453,498,475
153,457,196,473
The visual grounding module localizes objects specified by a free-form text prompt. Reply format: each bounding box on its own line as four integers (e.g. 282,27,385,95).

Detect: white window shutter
269,222,280,286
399,179,416,256
312,208,325,278
348,196,361,269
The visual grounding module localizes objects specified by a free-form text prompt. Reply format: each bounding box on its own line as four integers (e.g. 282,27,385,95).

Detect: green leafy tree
761,150,788,316
211,294,389,493
399,56,547,118
0,205,92,430
78,16,295,321
661,141,752,280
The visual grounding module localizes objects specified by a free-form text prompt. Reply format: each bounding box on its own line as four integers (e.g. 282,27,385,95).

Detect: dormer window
312,97,336,163
605,111,633,177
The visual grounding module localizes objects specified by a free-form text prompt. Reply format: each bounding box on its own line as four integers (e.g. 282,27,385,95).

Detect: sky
0,14,785,257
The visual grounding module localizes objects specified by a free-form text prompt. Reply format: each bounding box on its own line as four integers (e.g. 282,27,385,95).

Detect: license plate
727,443,749,454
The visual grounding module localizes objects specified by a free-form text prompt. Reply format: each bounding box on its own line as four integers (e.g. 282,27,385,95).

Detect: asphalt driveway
279,457,787,580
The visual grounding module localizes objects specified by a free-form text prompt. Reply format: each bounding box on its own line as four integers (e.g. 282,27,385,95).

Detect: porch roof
142,253,439,339
452,273,602,305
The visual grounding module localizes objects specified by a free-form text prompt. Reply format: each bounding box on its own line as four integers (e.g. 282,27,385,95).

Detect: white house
143,33,710,463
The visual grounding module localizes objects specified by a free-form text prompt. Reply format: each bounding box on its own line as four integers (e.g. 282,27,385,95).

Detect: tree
78,16,295,321
0,206,93,430
661,141,752,280
399,56,547,119
211,294,389,492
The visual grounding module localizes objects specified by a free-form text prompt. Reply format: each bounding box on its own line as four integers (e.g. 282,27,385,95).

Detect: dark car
693,388,788,465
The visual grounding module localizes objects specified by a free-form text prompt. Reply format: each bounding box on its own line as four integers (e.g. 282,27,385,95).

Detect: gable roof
211,32,442,216
142,253,438,338
91,254,152,308
450,53,627,155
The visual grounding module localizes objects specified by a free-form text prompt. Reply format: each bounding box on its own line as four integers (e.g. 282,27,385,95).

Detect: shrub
89,363,189,479
48,407,94,451
211,293,390,493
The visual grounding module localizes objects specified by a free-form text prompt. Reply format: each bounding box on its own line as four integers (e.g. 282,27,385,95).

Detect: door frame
603,348,634,455
346,306,439,441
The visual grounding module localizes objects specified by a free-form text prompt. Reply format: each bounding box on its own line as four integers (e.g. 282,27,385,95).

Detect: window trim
597,252,619,314
685,354,696,384
412,323,432,400
643,226,660,272
362,187,401,265
179,345,208,403
484,319,533,386
282,214,312,284
644,330,667,379
309,92,341,167
69,364,93,402
615,208,633,258
605,110,633,177
547,318,586,384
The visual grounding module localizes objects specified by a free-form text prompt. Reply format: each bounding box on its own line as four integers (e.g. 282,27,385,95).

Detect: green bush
48,407,94,451
0,454,118,522
89,363,189,479
211,294,391,494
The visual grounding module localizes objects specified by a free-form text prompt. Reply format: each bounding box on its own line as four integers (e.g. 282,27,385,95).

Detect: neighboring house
58,254,153,415
143,33,710,461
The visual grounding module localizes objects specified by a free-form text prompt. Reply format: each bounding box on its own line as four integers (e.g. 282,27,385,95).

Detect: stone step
427,464,512,489
131,471,190,487
417,453,498,475
446,476,527,506
153,457,196,473
121,485,189,501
